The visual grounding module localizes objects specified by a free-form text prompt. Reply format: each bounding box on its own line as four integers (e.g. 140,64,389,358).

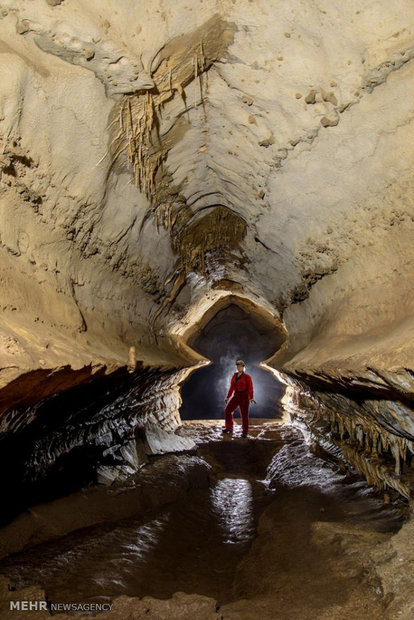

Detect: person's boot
222,428,232,434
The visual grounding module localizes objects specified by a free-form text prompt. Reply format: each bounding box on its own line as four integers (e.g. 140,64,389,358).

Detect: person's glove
224,397,229,404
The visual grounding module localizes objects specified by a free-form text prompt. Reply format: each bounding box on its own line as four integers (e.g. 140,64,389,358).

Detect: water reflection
210,478,254,544
0,425,404,608
266,428,403,532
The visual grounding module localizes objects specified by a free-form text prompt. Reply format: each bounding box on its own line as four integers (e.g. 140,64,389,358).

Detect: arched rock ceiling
0,0,413,407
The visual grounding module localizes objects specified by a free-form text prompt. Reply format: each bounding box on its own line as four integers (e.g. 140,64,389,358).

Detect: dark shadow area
0,367,168,526
180,303,284,420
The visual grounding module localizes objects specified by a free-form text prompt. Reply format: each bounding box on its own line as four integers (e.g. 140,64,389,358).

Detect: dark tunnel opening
180,303,285,421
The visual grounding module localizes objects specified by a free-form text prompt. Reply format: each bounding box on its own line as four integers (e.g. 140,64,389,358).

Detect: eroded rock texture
0,0,412,496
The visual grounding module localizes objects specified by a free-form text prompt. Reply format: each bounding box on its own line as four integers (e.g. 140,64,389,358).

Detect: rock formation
0,0,412,501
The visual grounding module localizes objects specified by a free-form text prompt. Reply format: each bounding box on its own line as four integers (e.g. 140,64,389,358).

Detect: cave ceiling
0,0,412,412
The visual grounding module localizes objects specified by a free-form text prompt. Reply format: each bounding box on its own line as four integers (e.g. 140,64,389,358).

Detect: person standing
223,359,256,438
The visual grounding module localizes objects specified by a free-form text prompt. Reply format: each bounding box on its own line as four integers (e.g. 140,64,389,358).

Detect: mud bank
0,421,411,619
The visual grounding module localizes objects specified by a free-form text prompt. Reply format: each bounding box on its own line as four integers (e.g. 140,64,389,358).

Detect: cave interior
0,1,413,618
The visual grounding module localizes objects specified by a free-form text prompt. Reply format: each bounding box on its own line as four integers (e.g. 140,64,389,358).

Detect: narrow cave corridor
180,303,285,420
0,0,413,618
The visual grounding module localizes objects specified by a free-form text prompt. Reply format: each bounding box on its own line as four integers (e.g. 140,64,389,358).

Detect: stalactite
106,14,235,212
287,386,414,500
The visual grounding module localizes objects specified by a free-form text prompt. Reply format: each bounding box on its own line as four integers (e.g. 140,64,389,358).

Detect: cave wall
0,0,412,492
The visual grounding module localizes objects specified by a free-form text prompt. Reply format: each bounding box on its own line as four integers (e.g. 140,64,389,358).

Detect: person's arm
247,375,255,402
225,374,235,402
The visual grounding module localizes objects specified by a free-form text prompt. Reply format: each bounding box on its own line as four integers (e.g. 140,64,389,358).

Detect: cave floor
0,420,406,619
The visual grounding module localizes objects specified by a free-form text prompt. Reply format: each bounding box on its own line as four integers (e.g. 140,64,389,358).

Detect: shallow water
0,424,403,609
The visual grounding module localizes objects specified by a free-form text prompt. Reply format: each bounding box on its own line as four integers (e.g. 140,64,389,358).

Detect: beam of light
179,302,286,420
215,351,244,397
259,362,289,386
259,362,297,424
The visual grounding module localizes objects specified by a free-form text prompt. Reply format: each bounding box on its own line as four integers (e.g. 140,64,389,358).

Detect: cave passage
0,422,403,616
180,303,285,420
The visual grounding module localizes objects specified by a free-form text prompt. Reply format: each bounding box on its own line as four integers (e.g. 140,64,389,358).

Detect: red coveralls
224,371,254,435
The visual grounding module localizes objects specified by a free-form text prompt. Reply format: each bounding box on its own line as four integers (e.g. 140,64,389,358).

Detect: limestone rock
0,0,412,499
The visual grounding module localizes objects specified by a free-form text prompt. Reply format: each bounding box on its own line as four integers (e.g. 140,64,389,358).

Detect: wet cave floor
0,421,406,619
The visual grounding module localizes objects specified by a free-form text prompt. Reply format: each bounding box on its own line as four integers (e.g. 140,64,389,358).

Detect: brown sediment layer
0,421,407,619
0,454,209,559
110,14,236,200
0,365,108,417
